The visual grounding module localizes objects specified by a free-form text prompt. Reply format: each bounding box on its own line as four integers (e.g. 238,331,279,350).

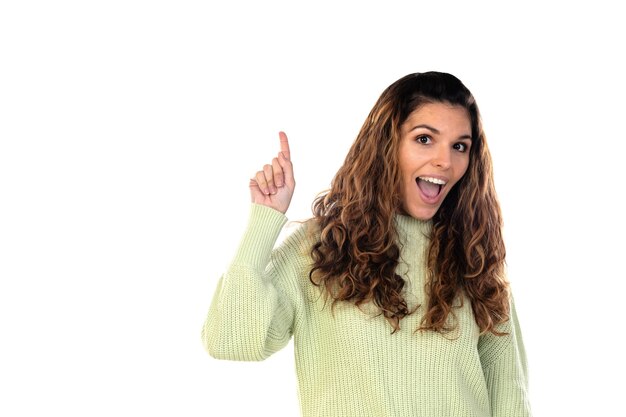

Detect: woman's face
397,102,472,220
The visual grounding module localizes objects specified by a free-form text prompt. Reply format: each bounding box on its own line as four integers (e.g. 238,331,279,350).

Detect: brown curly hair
309,72,509,335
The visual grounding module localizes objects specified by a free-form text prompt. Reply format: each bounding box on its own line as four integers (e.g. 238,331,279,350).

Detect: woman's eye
453,143,468,152
416,135,431,144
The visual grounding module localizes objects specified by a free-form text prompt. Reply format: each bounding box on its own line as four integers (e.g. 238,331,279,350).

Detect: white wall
1,1,624,416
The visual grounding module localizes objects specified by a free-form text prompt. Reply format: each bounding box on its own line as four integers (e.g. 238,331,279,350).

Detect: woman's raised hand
249,132,295,214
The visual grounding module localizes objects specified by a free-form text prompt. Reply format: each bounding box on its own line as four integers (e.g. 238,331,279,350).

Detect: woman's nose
431,146,451,169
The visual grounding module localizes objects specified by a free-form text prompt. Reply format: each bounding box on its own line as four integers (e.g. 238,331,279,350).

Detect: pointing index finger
279,131,291,160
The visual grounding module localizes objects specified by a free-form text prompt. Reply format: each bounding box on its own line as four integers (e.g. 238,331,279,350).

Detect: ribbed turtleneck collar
393,214,432,294
395,214,433,253
395,214,433,239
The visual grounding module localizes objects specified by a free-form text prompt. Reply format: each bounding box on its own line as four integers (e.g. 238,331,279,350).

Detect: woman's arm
202,132,298,361
478,295,532,417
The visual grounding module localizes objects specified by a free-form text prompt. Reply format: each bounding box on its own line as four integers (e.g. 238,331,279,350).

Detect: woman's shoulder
275,218,321,260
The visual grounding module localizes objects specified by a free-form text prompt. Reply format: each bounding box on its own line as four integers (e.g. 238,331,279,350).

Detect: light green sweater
202,204,532,417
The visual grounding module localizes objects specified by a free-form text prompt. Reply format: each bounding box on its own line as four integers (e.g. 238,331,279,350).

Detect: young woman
202,72,532,417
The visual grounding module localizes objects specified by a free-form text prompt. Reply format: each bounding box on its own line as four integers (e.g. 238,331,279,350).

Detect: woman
202,72,532,417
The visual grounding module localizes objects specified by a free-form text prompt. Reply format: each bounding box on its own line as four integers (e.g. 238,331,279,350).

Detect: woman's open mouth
416,176,447,202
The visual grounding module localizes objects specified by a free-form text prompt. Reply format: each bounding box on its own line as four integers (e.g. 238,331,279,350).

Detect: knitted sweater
202,204,532,417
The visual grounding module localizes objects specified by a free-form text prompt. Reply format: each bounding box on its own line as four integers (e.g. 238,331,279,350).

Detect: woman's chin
400,203,439,221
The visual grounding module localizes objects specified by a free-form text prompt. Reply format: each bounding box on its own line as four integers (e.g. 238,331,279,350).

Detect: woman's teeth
418,176,446,185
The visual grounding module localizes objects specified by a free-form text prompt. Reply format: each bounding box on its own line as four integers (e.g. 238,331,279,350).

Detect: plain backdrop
1,1,625,416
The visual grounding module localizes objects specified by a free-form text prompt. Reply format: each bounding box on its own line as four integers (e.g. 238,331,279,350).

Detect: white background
1,1,625,416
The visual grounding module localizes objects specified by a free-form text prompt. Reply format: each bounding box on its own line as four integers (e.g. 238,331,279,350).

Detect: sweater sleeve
478,295,532,417
201,204,301,361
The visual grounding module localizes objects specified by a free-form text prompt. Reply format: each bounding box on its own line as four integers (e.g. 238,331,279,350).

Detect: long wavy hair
309,72,509,335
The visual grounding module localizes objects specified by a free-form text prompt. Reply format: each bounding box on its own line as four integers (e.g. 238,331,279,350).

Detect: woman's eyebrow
410,124,472,140
410,124,440,134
